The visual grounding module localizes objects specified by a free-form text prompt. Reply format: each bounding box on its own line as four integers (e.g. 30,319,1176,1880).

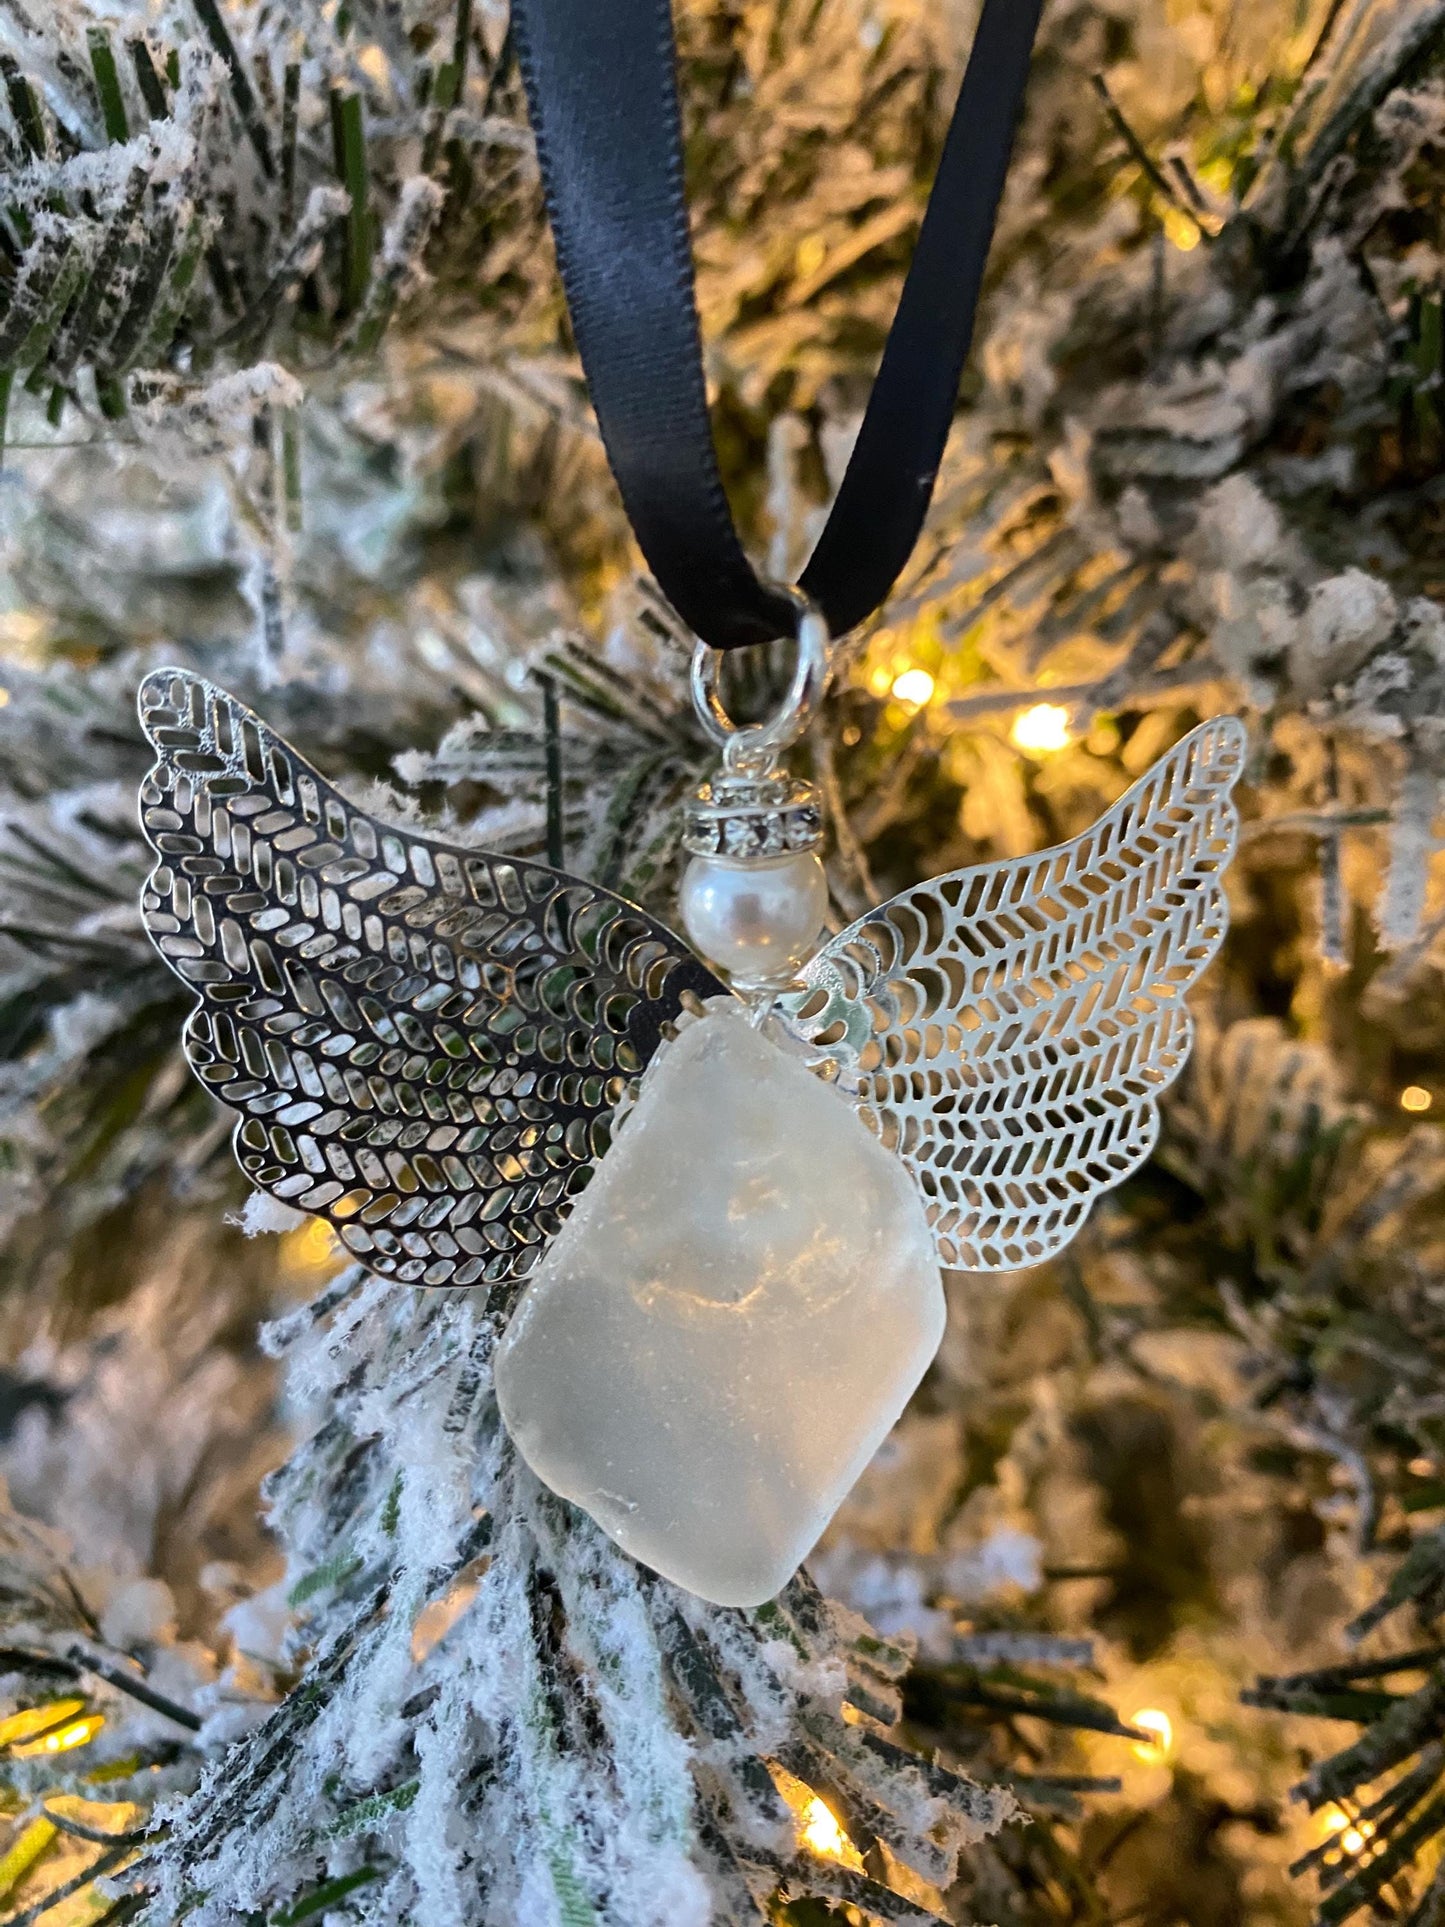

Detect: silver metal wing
137,669,727,1294
782,716,1247,1271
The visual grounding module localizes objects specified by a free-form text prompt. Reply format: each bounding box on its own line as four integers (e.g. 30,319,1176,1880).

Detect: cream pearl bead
680,850,828,988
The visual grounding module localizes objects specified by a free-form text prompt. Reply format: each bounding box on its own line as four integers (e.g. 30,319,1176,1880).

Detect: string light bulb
890,667,935,709
795,234,827,281
1162,205,1203,252
1129,1708,1173,1763
43,1716,103,1752
771,1764,863,1870
1011,702,1073,755
1401,1086,1432,1113
1322,1808,1373,1857
800,1795,851,1860
283,1216,341,1275
8,1710,104,1758
0,1700,86,1748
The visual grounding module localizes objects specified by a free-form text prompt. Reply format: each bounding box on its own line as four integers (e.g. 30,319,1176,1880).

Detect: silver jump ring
690,591,831,773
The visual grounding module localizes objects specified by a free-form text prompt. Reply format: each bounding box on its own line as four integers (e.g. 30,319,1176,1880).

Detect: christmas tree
3,0,1445,1922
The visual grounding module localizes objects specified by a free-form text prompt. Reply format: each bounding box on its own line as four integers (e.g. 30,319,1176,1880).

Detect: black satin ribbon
512,0,1044,651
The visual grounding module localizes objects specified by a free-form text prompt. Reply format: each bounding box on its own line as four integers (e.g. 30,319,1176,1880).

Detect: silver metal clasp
683,591,830,860
689,590,831,777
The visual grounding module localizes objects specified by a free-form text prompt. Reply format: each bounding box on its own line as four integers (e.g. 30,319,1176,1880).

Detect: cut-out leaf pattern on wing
137,670,727,1296
783,717,1246,1270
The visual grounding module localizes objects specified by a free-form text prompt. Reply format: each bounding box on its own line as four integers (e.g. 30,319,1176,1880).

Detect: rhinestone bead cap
681,770,823,861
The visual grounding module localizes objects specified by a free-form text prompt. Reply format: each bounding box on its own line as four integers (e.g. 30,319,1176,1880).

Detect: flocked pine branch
1244,1524,1445,1924
0,1494,211,1925
113,1264,1020,1927
6,0,1445,1921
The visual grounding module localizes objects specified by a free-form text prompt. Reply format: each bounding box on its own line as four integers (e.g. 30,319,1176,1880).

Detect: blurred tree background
4,0,1445,1920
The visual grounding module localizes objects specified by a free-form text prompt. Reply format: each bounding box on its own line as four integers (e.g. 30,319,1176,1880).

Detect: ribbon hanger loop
512,0,1045,652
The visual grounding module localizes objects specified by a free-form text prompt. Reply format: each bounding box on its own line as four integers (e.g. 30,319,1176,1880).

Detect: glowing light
0,688,9,707
0,610,47,654
1410,1457,1436,1477
890,668,935,708
46,1716,103,1753
1011,703,1073,755
1130,1708,1173,1763
800,1795,850,1860
1402,1086,1433,1113
771,1765,864,1870
1162,205,1202,252
0,1700,85,1748
1322,1809,1374,1856
795,234,827,281
283,1216,341,1274
9,1711,103,1758
356,43,390,86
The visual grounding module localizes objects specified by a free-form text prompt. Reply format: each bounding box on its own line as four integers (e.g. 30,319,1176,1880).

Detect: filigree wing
138,669,727,1295
785,717,1246,1270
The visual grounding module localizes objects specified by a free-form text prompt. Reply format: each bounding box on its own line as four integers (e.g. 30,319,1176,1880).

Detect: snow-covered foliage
134,1268,1013,1925
6,0,1445,1921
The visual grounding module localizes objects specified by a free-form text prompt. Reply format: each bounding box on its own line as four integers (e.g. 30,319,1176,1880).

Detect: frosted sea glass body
494,1003,945,1607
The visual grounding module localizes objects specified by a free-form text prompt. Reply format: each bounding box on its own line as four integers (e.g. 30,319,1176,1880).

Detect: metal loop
691,592,831,773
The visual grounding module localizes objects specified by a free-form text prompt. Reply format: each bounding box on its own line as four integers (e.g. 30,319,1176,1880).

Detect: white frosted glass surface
494,1004,945,1607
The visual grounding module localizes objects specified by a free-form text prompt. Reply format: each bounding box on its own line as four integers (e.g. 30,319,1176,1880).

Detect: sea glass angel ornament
138,636,1244,1607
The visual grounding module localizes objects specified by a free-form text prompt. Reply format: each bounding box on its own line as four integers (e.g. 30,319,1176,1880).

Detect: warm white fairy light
1401,1085,1432,1113
0,1702,105,1758
282,1216,342,1275
42,1717,102,1752
0,1700,85,1748
1322,1807,1374,1857
1129,1708,1173,1763
795,233,827,281
1010,702,1073,754
890,667,935,708
800,1794,850,1860
1162,206,1203,251
771,1765,862,1869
